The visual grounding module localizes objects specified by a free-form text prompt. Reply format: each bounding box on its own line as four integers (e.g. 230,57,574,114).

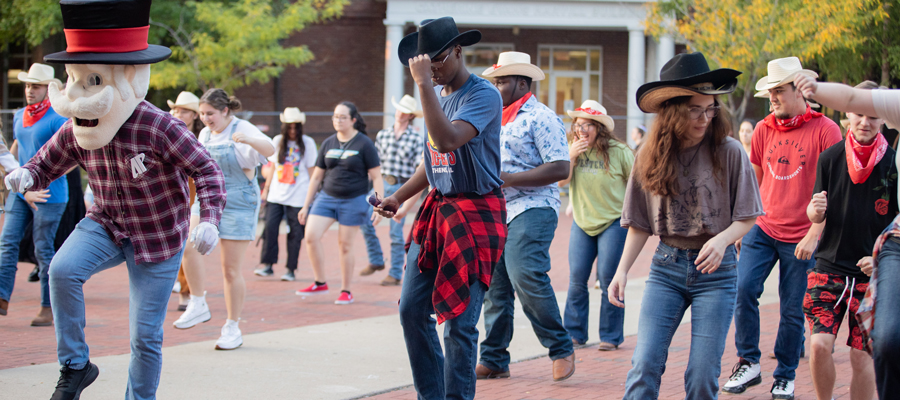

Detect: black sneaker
28,266,40,282
254,264,274,277
50,361,99,400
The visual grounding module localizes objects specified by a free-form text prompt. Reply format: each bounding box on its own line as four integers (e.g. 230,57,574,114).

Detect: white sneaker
722,360,761,394
215,319,242,350
172,281,181,293
770,379,794,400
173,293,211,329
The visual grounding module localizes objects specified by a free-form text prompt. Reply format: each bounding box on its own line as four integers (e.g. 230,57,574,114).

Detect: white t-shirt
200,117,273,169
266,134,317,208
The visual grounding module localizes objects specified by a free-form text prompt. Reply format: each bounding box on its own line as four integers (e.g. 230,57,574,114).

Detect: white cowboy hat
391,95,423,117
482,51,545,81
755,57,818,92
280,107,306,124
566,100,615,132
166,91,200,114
17,63,63,87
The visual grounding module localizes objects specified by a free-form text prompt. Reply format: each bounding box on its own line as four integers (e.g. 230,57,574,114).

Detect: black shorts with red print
803,268,869,350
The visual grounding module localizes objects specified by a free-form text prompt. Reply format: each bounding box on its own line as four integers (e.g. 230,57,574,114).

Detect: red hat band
64,26,150,53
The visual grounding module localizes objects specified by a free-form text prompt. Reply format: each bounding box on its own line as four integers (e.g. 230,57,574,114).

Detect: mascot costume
5,1,226,399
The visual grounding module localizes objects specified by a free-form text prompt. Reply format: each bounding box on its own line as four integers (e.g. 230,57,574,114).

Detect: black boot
28,266,40,282
50,361,98,400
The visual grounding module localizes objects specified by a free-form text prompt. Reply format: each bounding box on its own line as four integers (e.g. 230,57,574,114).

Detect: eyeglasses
572,123,597,132
689,106,720,120
431,51,452,70
332,115,350,121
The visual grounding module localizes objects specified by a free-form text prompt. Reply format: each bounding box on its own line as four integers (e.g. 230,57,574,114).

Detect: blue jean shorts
309,192,369,226
192,184,260,240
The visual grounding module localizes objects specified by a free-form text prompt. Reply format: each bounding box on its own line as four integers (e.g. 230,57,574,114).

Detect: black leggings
260,202,304,271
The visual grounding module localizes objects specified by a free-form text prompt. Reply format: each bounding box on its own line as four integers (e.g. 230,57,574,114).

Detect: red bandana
763,105,823,132
846,130,888,184
501,92,532,126
23,99,51,128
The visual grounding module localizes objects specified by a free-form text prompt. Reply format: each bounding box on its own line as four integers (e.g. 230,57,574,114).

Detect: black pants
260,202,304,271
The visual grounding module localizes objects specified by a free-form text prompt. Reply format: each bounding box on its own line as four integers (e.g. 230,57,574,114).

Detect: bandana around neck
501,92,532,126
846,130,888,184
23,99,51,128
763,105,823,132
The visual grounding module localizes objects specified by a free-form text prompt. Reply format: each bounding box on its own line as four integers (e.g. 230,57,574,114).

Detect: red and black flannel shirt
411,188,507,324
23,101,225,264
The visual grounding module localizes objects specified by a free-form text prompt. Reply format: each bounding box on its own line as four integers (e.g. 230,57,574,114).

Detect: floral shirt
499,96,570,223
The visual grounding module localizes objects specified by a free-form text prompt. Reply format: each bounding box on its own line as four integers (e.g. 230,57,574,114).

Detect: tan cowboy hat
567,100,615,132
755,57,818,92
482,51,545,81
280,107,306,124
17,63,63,87
166,91,200,114
391,95,423,117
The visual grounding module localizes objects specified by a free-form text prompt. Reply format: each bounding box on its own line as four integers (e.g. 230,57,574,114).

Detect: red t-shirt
750,116,842,243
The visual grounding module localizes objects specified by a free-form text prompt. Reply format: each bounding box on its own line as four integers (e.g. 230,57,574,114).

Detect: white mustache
49,84,114,121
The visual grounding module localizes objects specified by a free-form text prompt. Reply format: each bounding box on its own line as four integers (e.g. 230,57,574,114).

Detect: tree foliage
645,0,895,123
0,0,62,50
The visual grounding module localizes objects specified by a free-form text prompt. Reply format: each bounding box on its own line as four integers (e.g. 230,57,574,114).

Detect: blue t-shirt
424,74,503,196
13,107,69,203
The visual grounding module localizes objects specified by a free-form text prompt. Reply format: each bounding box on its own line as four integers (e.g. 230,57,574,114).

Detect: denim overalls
193,119,260,240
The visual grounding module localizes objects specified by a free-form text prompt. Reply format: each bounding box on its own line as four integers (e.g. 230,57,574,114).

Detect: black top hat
636,52,741,113
397,17,481,67
44,0,171,65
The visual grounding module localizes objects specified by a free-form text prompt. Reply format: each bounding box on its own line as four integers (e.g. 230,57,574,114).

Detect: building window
535,45,603,121
463,43,514,76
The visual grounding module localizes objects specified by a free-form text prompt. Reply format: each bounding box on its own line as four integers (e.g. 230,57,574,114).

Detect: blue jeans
399,241,486,400
479,208,573,371
362,181,405,279
872,236,900,397
51,218,184,400
564,219,627,345
733,224,811,380
0,195,66,308
623,242,738,399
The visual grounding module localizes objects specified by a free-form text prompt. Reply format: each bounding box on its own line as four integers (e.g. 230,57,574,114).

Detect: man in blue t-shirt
374,17,508,400
0,63,69,326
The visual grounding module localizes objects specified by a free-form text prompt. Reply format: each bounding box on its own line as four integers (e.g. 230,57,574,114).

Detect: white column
412,83,425,134
657,34,675,79
626,28,646,146
383,22,405,130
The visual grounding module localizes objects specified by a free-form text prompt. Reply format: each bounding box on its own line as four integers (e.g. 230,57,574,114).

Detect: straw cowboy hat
166,91,200,114
17,63,63,87
636,52,740,114
44,0,171,65
567,100,615,132
755,57,818,93
280,107,306,124
398,17,481,67
481,51,545,81
391,95,423,117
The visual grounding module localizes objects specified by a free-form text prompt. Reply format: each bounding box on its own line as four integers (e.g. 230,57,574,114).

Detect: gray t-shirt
622,136,764,237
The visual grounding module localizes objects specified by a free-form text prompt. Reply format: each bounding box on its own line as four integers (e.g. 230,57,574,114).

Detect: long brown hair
634,95,732,197
566,118,623,169
278,122,306,165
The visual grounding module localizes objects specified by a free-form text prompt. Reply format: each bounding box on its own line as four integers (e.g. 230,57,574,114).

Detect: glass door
536,45,603,123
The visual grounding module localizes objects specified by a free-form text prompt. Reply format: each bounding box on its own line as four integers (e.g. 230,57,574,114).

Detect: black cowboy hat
44,0,171,65
636,52,741,113
398,17,481,67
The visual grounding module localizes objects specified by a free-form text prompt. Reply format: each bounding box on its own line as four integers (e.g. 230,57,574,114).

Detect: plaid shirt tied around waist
23,101,225,265
411,188,507,324
857,216,900,354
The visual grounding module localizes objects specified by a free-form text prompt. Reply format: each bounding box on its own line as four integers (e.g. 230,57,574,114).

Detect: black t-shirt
316,132,380,199
813,139,898,281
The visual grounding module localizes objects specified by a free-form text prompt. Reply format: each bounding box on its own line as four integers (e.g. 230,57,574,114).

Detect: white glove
5,168,33,193
189,222,219,256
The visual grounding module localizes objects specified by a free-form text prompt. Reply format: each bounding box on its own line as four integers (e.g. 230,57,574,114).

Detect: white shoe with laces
770,379,794,400
722,359,761,394
215,319,242,350
172,292,211,329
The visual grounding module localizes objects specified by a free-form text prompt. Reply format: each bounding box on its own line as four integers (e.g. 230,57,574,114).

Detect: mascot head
44,0,171,150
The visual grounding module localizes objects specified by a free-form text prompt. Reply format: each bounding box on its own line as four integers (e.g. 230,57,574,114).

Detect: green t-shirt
570,141,634,236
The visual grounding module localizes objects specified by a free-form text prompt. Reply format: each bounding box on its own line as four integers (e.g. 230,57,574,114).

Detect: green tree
150,0,348,92
645,0,890,124
0,0,61,50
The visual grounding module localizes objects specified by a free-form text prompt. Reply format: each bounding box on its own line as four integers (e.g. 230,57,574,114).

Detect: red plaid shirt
23,101,225,264
411,188,507,324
